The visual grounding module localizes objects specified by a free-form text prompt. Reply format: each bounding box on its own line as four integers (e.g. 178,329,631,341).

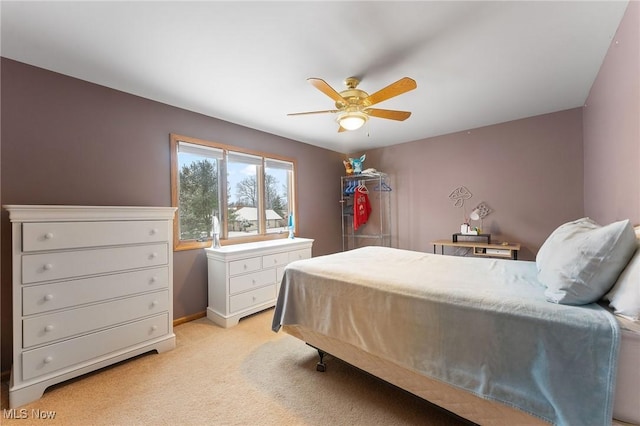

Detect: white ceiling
0,1,629,154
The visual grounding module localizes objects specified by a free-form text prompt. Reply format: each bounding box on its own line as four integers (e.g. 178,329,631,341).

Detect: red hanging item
353,186,372,231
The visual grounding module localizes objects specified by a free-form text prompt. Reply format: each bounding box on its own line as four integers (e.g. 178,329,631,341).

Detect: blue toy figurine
349,154,366,174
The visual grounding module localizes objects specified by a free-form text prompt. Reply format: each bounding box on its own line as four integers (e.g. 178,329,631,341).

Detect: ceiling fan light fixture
338,111,368,131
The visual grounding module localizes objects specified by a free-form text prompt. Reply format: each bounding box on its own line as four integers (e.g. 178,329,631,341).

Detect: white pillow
605,241,640,320
540,218,637,305
536,217,596,273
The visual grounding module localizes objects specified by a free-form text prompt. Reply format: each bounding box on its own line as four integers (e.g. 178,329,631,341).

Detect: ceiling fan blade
365,77,417,107
365,108,412,121
307,78,347,103
287,109,339,116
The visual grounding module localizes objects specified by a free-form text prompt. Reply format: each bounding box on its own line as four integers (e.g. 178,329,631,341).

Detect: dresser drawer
262,252,289,268
23,290,169,348
229,257,261,276
289,248,312,262
229,269,276,295
22,221,168,252
22,243,168,284
21,313,169,381
23,267,169,315
229,285,276,313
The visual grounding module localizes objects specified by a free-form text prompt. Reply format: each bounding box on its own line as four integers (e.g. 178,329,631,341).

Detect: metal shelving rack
340,172,391,251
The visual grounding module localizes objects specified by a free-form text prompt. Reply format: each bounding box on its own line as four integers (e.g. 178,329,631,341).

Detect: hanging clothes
353,186,372,231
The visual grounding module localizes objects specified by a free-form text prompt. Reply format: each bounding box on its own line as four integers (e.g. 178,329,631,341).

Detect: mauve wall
361,108,584,260
584,0,640,225
0,58,344,373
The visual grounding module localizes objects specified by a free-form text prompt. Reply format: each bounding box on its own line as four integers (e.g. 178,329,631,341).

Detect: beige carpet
1,309,471,425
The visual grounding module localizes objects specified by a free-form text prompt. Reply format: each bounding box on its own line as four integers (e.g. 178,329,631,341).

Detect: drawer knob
150,228,158,235
43,356,53,364
43,263,53,271
44,294,54,301
44,325,54,332
44,232,54,240
151,325,158,332
243,264,248,270
150,276,157,284
151,300,158,307
149,252,158,260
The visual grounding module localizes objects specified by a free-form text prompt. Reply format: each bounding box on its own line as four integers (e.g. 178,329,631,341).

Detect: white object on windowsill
211,216,221,248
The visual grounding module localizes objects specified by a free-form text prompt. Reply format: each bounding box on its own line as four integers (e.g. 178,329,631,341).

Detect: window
264,158,293,234
170,134,296,251
227,151,261,236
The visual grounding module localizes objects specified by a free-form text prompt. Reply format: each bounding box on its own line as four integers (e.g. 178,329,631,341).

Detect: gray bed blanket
272,246,620,426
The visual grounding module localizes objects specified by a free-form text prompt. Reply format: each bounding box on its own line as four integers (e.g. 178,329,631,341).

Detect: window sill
173,233,294,252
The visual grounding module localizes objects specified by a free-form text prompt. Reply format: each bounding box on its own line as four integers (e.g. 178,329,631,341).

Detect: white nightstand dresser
205,238,313,327
4,205,177,408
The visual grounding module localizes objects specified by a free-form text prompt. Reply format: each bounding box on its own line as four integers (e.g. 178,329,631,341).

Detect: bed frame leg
316,349,326,372
305,343,327,372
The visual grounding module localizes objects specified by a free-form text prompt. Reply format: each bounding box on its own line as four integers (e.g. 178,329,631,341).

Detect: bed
272,219,640,426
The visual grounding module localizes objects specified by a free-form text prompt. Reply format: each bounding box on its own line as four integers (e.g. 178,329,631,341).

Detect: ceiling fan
288,76,417,132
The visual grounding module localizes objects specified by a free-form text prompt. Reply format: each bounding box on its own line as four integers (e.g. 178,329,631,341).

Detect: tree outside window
178,158,219,241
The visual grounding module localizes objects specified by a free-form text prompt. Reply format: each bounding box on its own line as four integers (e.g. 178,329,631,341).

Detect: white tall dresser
5,205,177,408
